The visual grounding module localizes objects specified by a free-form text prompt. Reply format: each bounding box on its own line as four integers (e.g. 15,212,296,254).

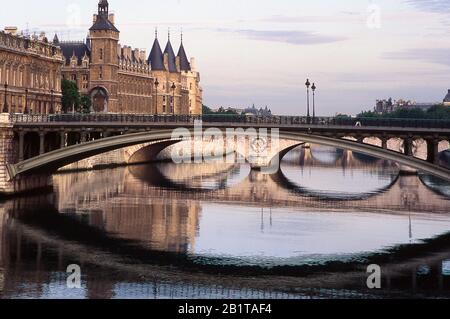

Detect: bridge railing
7,113,450,129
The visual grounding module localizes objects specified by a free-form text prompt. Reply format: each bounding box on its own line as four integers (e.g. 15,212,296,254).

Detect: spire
149,36,165,71
164,34,177,73
98,0,109,18
177,31,191,71
53,33,60,45
90,0,119,32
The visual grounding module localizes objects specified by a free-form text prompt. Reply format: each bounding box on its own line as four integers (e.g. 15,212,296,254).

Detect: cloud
383,48,450,67
219,29,346,46
404,0,450,12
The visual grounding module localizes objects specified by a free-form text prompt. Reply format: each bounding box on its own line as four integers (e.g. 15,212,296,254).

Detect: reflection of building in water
99,199,201,253
55,168,201,253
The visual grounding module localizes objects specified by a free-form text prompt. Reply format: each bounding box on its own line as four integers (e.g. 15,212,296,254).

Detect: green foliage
80,95,92,114
356,110,380,118
334,114,352,120
202,105,214,114
356,105,450,120
61,79,92,114
61,79,80,113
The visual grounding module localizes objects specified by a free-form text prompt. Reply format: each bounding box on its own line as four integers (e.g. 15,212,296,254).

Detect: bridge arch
6,130,450,182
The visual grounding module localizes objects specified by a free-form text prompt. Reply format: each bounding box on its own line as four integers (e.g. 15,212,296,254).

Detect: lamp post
311,83,316,124
154,78,159,115
171,82,176,114
305,79,311,123
24,89,29,114
3,83,8,113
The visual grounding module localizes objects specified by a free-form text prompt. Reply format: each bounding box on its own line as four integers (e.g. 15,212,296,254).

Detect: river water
0,146,450,299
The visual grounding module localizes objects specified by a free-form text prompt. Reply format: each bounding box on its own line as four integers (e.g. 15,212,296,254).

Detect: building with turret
444,89,450,107
59,0,202,114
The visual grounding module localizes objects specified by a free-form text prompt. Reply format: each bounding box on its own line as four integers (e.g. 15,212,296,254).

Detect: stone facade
0,28,64,114
59,0,202,115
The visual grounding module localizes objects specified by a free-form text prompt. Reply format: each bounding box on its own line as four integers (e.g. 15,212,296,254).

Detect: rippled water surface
1,145,450,299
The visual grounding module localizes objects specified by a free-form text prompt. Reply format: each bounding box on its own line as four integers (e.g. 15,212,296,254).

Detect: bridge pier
404,137,413,157
381,137,388,150
426,138,439,164
39,132,45,155
18,131,25,162
60,131,66,149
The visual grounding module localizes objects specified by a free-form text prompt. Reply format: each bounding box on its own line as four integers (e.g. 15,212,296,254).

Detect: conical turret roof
148,37,165,71
177,41,191,71
164,39,177,73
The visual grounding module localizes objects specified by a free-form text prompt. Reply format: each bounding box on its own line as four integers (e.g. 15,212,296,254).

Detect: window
99,67,103,80
99,48,103,60
71,74,77,81
190,83,192,90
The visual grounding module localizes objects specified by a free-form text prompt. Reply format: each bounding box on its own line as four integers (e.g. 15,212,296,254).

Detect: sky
1,0,449,115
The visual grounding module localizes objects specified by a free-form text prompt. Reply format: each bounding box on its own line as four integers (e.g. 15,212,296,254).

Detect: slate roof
177,42,191,71
148,38,165,71
164,39,177,73
89,15,119,32
53,34,60,45
60,42,91,66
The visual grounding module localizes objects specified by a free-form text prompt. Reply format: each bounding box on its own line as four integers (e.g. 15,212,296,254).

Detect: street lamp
305,79,311,123
171,82,176,114
24,89,29,114
3,83,8,113
154,78,159,115
311,83,316,124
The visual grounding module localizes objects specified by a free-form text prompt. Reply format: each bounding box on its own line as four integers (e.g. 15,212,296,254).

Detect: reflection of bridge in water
54,158,450,214
1,191,450,299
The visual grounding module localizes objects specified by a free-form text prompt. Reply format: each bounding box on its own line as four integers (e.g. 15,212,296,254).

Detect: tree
356,110,380,118
80,95,92,114
61,79,80,113
202,105,214,114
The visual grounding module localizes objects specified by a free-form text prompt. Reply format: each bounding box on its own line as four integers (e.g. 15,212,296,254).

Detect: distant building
374,98,394,114
244,104,272,116
444,89,450,107
374,93,446,114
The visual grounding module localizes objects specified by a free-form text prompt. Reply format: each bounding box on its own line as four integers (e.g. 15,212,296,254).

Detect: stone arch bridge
1,113,449,194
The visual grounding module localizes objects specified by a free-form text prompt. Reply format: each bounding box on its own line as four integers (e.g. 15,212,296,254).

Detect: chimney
108,13,115,24
4,27,18,36
163,53,169,71
127,46,132,59
140,50,146,62
134,48,140,61
175,56,181,72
